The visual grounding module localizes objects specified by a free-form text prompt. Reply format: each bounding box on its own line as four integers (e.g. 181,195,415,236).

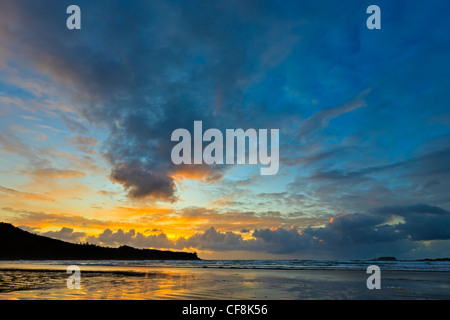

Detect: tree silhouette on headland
0,222,200,260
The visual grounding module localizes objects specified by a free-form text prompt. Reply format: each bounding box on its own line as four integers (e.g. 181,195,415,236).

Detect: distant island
370,256,450,262
0,222,200,260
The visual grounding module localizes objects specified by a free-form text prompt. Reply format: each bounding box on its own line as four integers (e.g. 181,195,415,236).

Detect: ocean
1,260,449,300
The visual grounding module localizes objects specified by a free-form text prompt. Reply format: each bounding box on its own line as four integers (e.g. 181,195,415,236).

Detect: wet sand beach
1,262,449,300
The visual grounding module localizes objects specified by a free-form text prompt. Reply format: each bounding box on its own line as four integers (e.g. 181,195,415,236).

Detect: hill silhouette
0,222,200,260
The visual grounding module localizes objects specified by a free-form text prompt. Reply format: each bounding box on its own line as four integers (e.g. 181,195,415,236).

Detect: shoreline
2,259,450,272
1,262,449,300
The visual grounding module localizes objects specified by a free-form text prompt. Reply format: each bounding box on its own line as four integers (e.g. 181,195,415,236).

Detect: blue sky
0,0,449,259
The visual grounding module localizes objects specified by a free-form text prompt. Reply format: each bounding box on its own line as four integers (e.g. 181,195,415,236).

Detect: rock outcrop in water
0,222,200,260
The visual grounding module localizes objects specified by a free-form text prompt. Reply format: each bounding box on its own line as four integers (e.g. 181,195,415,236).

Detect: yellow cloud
0,185,54,202
28,168,86,179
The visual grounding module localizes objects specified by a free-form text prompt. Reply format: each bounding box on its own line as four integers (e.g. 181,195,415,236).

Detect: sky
0,0,450,259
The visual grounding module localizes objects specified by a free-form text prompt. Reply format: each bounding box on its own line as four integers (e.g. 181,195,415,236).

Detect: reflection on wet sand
1,264,450,300
1,268,200,300
0,267,289,300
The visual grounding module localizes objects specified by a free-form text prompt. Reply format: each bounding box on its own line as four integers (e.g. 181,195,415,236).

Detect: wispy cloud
297,89,371,138
0,185,54,202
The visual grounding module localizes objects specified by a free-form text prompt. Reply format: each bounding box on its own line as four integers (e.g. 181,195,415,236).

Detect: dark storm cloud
111,161,176,201
286,146,450,215
3,0,450,207
248,213,401,256
189,203,449,257
177,226,247,251
151,203,449,258
371,203,450,241
398,214,450,241
0,0,305,200
247,206,450,257
251,226,314,254
371,203,450,216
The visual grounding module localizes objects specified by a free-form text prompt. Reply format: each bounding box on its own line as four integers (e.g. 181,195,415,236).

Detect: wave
2,259,450,272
